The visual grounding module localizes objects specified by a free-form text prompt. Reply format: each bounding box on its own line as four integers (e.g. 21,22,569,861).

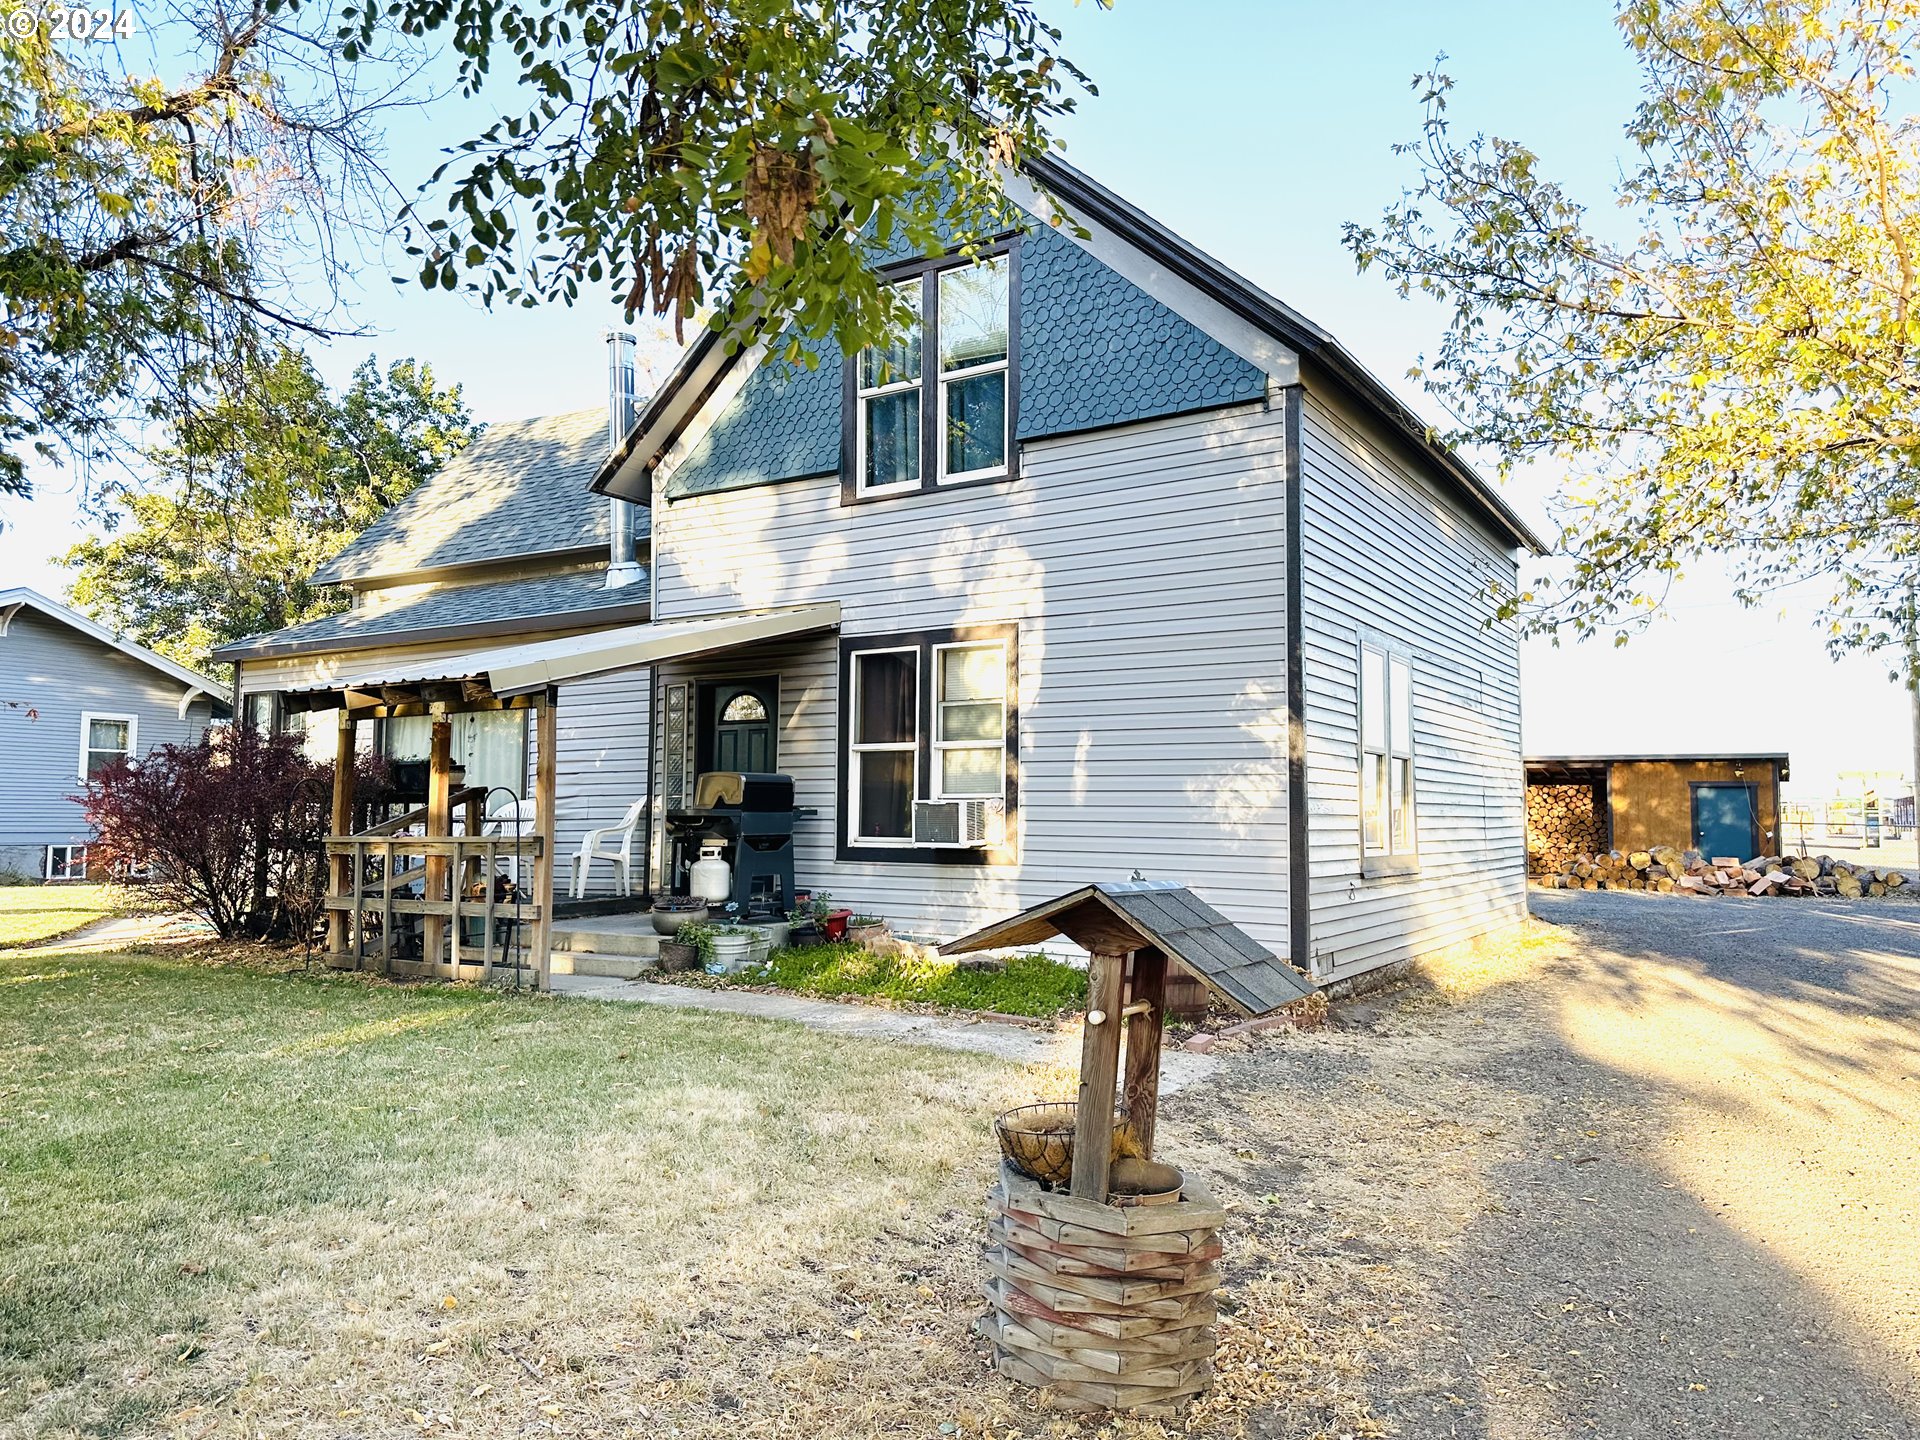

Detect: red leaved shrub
85,727,389,940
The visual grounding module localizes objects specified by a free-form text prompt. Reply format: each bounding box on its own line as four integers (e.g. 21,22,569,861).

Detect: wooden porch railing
323,831,548,985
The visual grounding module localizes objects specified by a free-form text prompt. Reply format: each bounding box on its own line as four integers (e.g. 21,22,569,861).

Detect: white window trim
847,645,920,847
855,280,925,497
932,639,1008,801
935,258,1011,486
1358,642,1418,877
45,843,89,881
78,710,137,782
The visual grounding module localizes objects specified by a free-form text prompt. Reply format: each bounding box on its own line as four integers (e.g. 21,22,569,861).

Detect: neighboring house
221,157,1544,984
1526,753,1791,874
0,589,229,881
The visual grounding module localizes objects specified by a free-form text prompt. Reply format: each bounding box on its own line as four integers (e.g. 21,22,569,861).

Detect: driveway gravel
1160,888,1920,1438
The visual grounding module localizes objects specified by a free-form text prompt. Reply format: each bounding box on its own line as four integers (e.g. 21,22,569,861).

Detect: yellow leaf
441,1295,458,1310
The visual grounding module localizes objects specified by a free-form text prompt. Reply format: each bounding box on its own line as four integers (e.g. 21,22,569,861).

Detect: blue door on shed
1692,784,1757,859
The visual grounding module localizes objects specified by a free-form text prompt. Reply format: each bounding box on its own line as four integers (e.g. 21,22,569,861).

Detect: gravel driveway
1163,888,1920,1438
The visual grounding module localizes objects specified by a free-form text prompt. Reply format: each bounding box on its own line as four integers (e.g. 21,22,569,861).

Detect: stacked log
982,1163,1223,1416
1536,846,1909,899
1526,783,1606,876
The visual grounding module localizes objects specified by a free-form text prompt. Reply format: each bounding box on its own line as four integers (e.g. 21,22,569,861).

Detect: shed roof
315,409,642,586
1526,753,1791,768
940,880,1312,1017
212,570,652,664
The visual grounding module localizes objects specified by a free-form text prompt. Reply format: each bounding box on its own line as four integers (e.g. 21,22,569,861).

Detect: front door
698,679,777,776
1692,783,1757,860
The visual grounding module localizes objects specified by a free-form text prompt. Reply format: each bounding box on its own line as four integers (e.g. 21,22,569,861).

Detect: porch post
422,716,453,971
1070,948,1128,1204
327,710,355,965
531,687,558,991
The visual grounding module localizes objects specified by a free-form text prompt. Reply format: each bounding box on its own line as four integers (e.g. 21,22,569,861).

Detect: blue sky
2,1,1908,792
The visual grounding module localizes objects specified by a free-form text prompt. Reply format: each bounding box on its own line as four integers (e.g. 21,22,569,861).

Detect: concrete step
562,951,658,980
549,925,661,958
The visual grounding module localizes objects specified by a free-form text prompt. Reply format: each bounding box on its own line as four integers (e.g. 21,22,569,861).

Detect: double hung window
1360,643,1417,873
851,249,1014,497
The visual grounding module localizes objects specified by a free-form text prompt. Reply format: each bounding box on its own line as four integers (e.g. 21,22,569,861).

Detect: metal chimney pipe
604,330,645,590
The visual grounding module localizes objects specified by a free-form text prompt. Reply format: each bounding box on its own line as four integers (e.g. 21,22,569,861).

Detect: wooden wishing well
942,881,1313,1414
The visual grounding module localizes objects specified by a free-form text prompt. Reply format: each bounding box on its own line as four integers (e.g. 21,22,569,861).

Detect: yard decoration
942,880,1312,1416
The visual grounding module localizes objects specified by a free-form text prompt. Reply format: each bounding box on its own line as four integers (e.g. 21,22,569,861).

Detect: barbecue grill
664,771,797,918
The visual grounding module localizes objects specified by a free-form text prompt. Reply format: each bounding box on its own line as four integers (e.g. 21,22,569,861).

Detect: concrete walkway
552,973,1218,1092
31,910,216,953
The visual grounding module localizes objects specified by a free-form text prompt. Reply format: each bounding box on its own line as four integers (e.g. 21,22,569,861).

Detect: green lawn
714,941,1088,1017
0,945,1051,1440
0,885,126,948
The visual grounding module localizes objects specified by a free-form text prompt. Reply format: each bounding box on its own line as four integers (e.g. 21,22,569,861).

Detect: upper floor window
848,248,1016,501
1359,642,1417,876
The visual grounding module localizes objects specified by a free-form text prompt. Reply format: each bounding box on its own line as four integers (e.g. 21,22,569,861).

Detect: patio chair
572,797,648,898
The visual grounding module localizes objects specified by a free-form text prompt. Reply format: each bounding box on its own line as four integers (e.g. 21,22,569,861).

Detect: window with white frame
841,628,1016,860
45,844,88,881
848,646,920,842
78,712,135,781
851,250,1013,498
934,642,1008,799
1359,643,1417,871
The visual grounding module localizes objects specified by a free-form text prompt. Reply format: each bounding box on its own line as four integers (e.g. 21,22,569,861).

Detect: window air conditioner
912,797,1005,847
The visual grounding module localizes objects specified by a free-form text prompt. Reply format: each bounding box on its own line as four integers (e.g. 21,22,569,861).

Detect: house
217,157,1544,986
0,588,229,880
1526,752,1791,873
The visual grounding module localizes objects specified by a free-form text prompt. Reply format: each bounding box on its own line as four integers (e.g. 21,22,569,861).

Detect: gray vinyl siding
651,401,1293,956
0,608,217,853
550,668,652,895
1297,389,1526,981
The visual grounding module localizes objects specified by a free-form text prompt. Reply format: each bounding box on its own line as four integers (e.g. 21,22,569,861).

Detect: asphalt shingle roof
315,409,648,584
212,570,651,662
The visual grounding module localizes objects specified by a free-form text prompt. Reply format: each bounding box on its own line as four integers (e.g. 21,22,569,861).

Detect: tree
2,0,423,498
352,0,1099,363
85,725,392,940
63,345,478,673
1344,0,1920,668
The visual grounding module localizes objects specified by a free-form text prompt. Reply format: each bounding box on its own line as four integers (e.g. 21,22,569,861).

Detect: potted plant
650,895,709,935
707,924,766,974
664,920,716,973
787,890,830,946
847,914,889,947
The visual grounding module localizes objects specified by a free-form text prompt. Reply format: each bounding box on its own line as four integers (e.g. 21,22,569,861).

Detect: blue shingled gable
663,218,1268,500
1015,223,1266,439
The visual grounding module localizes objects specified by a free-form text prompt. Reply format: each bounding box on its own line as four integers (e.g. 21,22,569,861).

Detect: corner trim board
1283,385,1312,976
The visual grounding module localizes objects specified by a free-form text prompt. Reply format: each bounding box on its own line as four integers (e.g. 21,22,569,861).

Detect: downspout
605,330,646,590
1283,385,1312,979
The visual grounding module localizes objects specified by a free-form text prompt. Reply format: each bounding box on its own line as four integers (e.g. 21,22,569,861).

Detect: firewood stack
1526,783,1606,876
1536,846,1909,898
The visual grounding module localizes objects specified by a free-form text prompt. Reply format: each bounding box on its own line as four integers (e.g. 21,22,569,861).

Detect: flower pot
788,922,821,947
847,921,889,948
651,897,709,935
822,908,854,942
658,938,699,972
706,931,758,974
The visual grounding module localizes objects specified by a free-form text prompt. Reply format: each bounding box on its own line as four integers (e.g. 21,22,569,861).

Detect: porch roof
282,602,840,710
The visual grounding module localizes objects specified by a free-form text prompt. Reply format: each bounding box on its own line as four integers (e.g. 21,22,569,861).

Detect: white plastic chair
572,797,648,898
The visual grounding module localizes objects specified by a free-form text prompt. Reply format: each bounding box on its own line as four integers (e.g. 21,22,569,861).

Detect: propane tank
689,842,732,904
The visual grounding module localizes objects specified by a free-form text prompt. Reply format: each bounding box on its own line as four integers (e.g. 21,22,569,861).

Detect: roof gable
603,156,1543,555
316,409,627,585
0,589,229,700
